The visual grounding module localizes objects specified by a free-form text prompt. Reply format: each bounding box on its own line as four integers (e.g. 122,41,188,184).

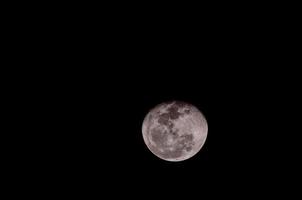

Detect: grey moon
142,101,208,162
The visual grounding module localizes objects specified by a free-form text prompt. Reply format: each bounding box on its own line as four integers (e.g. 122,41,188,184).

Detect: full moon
142,101,208,162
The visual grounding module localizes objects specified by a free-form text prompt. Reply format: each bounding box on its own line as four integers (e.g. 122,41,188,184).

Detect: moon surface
142,101,208,162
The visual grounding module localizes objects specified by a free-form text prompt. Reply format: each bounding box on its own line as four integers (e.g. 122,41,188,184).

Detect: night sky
15,15,296,197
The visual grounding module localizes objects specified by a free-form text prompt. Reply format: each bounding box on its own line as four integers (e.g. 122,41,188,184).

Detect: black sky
14,10,299,197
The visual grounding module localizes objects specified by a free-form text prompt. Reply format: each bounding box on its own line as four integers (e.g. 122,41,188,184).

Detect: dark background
7,5,299,198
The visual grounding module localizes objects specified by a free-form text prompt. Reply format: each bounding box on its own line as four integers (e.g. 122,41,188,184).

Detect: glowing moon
142,101,208,162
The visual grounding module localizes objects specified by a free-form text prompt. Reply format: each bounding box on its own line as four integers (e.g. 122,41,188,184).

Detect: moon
142,101,208,162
